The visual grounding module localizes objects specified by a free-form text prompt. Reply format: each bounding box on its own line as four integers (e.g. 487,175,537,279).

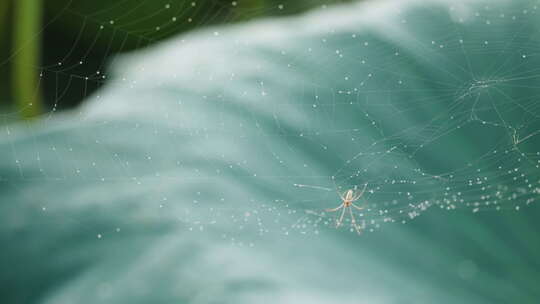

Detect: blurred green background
1,0,540,303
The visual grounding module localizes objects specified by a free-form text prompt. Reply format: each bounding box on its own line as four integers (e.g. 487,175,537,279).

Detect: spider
326,183,367,234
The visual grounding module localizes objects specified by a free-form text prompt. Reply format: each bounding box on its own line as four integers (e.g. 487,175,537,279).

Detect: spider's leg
325,204,344,212
352,183,368,201
332,176,347,201
348,207,362,235
351,203,364,211
336,207,346,228
337,191,346,201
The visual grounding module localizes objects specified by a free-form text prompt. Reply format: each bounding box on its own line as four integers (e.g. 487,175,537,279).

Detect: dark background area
0,0,350,116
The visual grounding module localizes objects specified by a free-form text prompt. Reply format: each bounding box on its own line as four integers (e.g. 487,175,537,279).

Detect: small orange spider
326,183,367,234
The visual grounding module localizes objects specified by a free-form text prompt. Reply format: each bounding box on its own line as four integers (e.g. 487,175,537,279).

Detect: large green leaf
1,0,540,303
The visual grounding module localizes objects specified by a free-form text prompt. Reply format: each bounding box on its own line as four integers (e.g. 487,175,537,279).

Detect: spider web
1,0,540,245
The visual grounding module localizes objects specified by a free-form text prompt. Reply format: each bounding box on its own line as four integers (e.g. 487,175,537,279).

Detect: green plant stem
13,0,42,118
0,0,10,110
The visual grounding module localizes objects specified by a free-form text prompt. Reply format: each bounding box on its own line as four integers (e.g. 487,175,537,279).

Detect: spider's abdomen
345,190,354,201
